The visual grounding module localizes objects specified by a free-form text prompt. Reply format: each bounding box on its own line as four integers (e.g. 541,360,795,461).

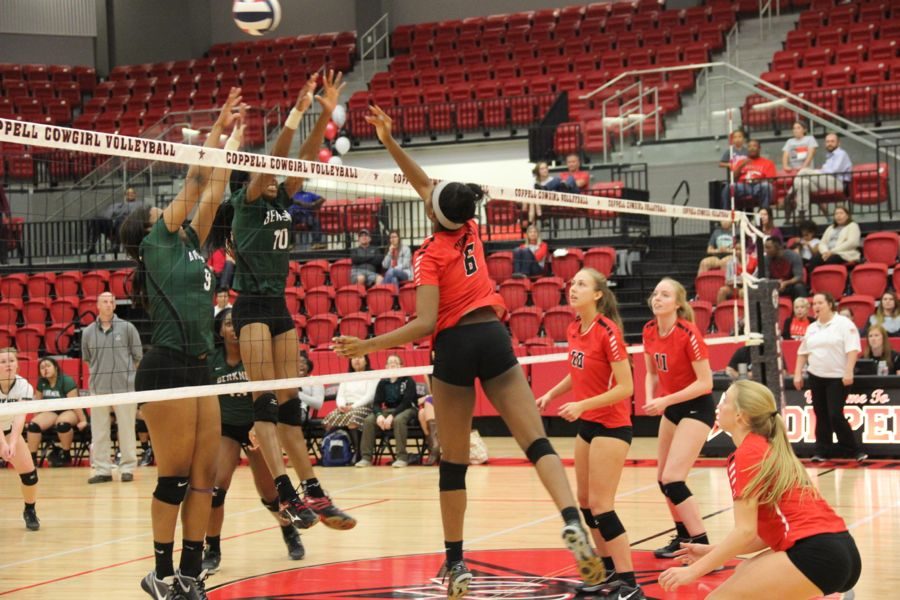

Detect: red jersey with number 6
642,318,710,396
567,314,632,428
728,432,847,551
414,219,506,339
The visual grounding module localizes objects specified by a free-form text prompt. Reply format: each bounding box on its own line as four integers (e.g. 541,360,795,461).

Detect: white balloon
328,155,343,166
334,136,351,155
332,104,347,127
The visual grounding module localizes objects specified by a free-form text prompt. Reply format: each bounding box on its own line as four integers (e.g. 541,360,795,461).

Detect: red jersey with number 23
728,433,847,551
567,314,631,428
642,319,710,396
414,219,506,340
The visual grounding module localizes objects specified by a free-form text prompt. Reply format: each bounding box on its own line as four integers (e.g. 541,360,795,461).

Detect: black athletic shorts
231,294,295,338
786,531,861,595
663,393,716,427
221,422,253,448
577,419,633,445
432,320,519,387
135,347,209,402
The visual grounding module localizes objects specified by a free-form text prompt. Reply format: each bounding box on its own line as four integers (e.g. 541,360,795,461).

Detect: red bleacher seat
690,300,713,333
299,259,329,289
53,271,81,298
338,312,370,339
498,279,531,312
305,286,335,317
373,311,406,336
335,285,365,317
0,300,20,328
366,284,397,317
26,273,54,299
49,298,78,325
44,323,74,355
81,270,109,297
23,299,48,326
15,324,45,357
850,164,888,204
109,269,133,300
838,295,875,331
306,313,338,347
398,284,417,315
810,265,848,297
543,306,575,342
509,306,543,341
486,252,514,282
551,248,583,281
850,263,889,298
695,270,725,304
284,287,304,314
531,277,564,310
583,247,616,277
714,300,744,335
862,232,899,265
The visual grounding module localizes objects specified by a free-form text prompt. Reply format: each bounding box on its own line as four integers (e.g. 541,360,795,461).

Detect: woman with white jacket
322,355,378,431
808,206,860,271
381,229,413,288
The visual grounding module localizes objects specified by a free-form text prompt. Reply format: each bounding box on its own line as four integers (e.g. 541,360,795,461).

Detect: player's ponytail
119,207,152,309
432,181,484,230
730,380,815,505
208,201,235,252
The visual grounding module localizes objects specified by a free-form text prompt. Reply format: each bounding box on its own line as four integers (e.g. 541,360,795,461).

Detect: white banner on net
0,336,752,417
0,117,738,222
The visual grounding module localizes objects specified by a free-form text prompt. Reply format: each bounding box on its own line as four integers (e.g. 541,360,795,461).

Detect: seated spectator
297,352,324,423
716,241,758,304
863,325,900,374
764,238,807,300
322,356,377,431
26,357,85,467
563,154,590,191
869,291,900,336
698,218,736,274
720,139,776,210
791,132,852,216
350,229,384,288
289,189,327,250
87,187,145,254
525,161,564,226
794,219,821,269
208,247,235,290
356,354,418,468
808,206,860,270
783,297,813,340
781,121,818,175
718,128,748,170
755,207,783,243
214,288,232,316
381,229,412,288
417,375,439,466
513,225,549,277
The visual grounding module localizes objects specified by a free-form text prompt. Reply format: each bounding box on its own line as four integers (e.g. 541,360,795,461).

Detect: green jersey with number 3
141,219,215,357
230,184,293,295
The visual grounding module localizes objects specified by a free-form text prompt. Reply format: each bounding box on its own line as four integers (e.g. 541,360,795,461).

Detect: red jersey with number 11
414,219,506,339
642,318,710,396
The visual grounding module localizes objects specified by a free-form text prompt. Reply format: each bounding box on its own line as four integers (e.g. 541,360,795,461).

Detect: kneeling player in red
659,380,861,598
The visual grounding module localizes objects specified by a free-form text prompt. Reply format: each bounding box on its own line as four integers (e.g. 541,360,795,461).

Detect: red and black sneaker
280,496,318,530
305,494,357,530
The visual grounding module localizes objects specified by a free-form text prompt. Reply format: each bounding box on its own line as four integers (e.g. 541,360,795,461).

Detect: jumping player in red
643,277,714,558
537,268,643,600
333,106,604,599
660,380,861,598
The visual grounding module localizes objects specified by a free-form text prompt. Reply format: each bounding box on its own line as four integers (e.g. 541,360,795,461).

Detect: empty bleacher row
747,0,900,129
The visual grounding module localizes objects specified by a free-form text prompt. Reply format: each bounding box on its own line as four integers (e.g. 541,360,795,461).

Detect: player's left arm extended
682,498,760,577
661,359,713,406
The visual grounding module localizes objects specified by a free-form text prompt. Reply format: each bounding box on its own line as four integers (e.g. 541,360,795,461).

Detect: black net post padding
747,278,785,409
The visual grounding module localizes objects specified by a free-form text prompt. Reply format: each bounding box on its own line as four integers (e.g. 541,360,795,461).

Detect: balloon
328,155,343,166
324,121,338,141
334,136,351,155
317,147,333,163
332,104,347,128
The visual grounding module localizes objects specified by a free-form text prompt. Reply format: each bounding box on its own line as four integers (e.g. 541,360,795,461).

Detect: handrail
670,179,691,237
360,13,391,83
725,22,740,68
579,61,882,151
759,0,773,40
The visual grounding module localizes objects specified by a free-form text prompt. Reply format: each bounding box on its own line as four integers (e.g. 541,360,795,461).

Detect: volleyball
232,0,282,36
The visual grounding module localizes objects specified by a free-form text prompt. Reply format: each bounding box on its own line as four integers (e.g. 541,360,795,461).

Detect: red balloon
318,147,333,163
324,121,338,141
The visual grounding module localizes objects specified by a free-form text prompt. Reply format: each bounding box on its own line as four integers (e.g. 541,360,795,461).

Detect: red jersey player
643,277,715,558
333,105,604,599
537,268,643,600
660,380,861,598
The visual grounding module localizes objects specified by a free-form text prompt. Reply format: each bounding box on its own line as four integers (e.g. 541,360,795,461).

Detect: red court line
0,499,388,596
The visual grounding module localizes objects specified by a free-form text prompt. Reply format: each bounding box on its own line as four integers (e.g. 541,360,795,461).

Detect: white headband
431,181,464,230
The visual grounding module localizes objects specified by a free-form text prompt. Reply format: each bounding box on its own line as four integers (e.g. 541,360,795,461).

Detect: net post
747,278,784,408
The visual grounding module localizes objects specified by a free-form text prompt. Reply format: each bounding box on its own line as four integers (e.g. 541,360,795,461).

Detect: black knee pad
20,470,38,486
135,419,148,433
153,476,189,506
662,481,692,505
581,507,598,529
595,511,626,541
277,397,302,427
261,497,280,513
55,422,72,434
525,438,557,464
253,392,278,424
211,487,227,508
439,461,468,491
26,422,42,434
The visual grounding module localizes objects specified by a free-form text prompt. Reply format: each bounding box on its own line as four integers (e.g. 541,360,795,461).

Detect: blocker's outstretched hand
316,69,345,114
215,87,243,129
364,105,394,145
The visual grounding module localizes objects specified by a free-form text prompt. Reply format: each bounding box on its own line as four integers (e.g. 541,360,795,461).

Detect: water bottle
877,361,889,376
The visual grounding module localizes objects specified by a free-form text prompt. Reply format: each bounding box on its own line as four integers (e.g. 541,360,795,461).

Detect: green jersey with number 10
230,184,293,296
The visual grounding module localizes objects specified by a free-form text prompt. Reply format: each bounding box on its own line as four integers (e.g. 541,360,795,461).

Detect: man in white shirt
792,133,853,215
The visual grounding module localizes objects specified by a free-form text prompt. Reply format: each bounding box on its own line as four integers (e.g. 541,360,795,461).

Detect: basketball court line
846,499,900,530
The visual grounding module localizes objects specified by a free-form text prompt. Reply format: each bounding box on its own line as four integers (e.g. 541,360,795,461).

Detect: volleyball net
0,115,761,419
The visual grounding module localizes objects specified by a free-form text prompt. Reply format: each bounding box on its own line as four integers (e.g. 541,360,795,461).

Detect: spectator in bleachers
794,220,821,269
207,247,235,291
720,139,776,210
87,187,145,255
297,351,324,423
808,206,860,270
214,288,232,317
764,238,807,300
698,219,735,274
513,224,549,277
26,357,84,467
755,207,783,243
782,121,818,174
350,228,384,288
417,375,439,466
564,154,590,192
783,297,813,341
863,325,899,374
527,161,565,226
790,132,852,216
716,240,758,304
289,189,327,250
322,355,377,431
356,354,418,468
717,128,748,170
381,229,412,288
868,291,900,336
